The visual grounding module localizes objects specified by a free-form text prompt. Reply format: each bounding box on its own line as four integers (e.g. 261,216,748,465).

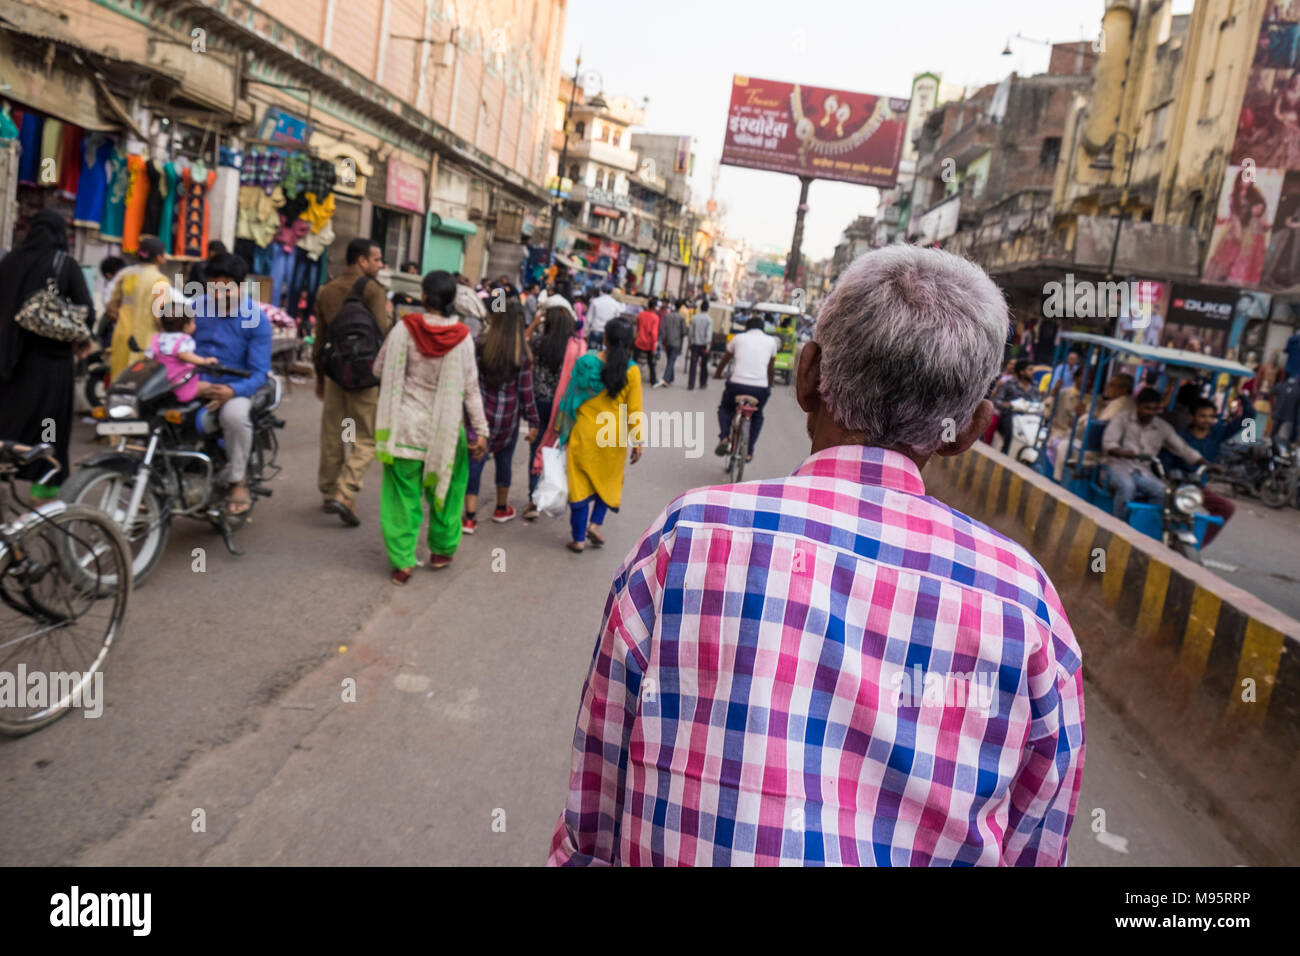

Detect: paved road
0,360,1263,865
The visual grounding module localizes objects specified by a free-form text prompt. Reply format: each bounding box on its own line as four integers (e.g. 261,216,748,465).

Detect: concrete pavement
0,359,1267,865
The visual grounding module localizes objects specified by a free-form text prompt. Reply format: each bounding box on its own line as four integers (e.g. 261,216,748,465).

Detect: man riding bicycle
191,253,273,516
714,315,778,462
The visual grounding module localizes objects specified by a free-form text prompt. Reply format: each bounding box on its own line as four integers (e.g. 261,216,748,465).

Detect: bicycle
724,395,761,483
0,442,131,736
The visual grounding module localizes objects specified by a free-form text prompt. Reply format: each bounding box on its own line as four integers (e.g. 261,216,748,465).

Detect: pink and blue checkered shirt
548,445,1085,866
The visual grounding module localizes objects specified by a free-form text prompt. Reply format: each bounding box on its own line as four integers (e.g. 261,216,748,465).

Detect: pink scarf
532,335,587,474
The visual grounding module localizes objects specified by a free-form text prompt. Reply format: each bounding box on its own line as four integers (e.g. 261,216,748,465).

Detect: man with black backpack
314,238,392,526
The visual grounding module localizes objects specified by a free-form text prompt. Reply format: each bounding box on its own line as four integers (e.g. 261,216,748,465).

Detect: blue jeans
467,429,519,497
269,244,294,310
1106,464,1164,518
569,496,609,542
662,346,680,383
587,329,604,350
527,397,553,498
718,382,771,454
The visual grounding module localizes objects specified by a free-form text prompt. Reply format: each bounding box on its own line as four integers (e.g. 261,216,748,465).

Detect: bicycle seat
736,396,761,408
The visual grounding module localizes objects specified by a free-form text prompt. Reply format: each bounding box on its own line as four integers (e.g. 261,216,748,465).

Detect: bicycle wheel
729,417,750,483
0,504,131,735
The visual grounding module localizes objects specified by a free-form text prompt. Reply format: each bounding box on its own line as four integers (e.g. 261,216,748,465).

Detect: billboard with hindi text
720,75,909,188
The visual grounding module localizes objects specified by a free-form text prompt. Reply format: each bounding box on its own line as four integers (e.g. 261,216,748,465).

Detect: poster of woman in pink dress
1204,166,1284,286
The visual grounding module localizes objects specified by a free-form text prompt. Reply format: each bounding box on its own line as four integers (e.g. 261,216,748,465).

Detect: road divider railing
928,441,1300,864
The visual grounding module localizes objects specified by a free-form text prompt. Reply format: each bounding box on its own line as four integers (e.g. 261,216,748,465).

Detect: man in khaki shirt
1101,386,1205,518
314,238,392,525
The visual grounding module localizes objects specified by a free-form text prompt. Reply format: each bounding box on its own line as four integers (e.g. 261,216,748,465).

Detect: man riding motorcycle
190,253,273,516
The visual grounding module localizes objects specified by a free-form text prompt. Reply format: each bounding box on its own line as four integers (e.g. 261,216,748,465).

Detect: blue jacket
193,293,272,399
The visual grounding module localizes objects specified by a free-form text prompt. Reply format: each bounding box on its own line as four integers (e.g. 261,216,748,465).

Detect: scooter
1007,397,1048,465
1215,434,1297,508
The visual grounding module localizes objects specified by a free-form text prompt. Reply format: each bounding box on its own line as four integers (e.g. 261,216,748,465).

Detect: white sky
561,0,1198,260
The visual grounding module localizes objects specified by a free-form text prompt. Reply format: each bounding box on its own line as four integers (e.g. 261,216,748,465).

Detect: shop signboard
259,107,312,146
721,75,908,188
386,159,427,213
1162,283,1239,357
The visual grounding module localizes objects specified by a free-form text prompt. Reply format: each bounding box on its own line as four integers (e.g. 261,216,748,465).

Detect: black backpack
321,276,383,390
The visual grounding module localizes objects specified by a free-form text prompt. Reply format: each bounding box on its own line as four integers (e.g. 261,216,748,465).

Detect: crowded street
0,0,1296,923
0,380,1258,866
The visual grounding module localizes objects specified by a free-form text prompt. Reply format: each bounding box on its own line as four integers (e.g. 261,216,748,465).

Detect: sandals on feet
587,525,605,548
227,487,252,516
566,540,585,553
392,567,413,585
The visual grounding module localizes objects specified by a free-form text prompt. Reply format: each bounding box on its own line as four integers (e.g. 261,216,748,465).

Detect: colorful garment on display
122,154,149,254
141,159,164,238
39,119,63,185
100,148,129,242
281,152,311,199
302,191,335,232
175,165,218,259
56,125,82,196
74,133,115,228
159,162,180,254
0,105,16,140
17,112,42,184
235,184,281,248
307,156,336,199
240,149,285,194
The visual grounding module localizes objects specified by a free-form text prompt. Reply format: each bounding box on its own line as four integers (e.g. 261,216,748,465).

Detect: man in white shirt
713,316,779,460
587,284,622,350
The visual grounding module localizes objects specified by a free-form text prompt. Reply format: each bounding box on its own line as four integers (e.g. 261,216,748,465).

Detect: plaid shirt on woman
473,358,540,454
548,444,1085,866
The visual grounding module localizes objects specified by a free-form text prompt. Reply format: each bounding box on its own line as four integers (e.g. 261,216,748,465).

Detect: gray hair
814,245,1007,454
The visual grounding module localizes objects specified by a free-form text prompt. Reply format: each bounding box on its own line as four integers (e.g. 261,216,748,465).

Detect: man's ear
936,399,993,457
795,341,821,414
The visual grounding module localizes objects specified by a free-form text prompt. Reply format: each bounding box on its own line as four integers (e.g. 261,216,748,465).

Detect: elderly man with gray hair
548,246,1085,867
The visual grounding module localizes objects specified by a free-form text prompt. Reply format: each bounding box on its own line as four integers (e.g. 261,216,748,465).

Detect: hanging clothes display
56,125,82,197
174,164,217,258
0,104,17,140
307,156,336,201
39,119,63,185
302,191,336,232
122,154,150,254
159,161,180,255
141,159,164,238
288,218,334,320
240,149,285,194
73,133,115,228
281,152,311,199
17,112,42,184
99,148,129,242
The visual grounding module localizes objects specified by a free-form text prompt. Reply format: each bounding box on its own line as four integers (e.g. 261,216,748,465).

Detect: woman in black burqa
0,210,96,493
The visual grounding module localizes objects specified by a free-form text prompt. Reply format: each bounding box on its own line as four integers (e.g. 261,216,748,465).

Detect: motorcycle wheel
60,466,170,586
1169,535,1203,565
82,368,108,409
1258,471,1296,509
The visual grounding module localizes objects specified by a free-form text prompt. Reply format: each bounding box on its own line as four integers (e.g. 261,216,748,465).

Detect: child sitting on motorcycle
146,309,220,403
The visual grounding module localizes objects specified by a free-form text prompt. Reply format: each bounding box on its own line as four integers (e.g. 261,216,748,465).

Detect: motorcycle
61,340,284,585
75,343,111,409
1006,397,1047,466
1214,434,1297,509
1143,457,1213,564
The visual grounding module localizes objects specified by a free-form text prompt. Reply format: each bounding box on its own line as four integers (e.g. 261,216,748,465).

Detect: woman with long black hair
0,210,96,495
553,316,643,552
463,297,540,529
523,304,584,520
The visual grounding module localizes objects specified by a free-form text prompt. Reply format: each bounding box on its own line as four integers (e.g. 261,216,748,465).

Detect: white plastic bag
534,446,568,518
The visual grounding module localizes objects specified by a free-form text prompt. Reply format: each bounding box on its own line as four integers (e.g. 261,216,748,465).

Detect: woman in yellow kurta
556,317,643,552
107,238,171,379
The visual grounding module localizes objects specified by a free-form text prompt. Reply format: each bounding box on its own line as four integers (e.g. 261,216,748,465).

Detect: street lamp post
547,56,583,273
1092,130,1138,280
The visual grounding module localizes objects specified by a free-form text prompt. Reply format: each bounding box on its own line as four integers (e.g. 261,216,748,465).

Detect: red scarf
403,313,469,356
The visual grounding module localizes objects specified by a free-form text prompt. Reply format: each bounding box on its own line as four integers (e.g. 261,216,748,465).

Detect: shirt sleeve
461,340,489,438
1160,421,1202,465
1101,414,1124,454
1003,607,1086,866
547,508,671,866
229,305,272,398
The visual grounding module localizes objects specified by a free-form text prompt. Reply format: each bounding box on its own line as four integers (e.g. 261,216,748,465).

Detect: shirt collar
792,444,927,497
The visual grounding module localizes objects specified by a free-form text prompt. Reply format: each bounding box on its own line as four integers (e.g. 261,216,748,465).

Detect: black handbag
15,251,91,342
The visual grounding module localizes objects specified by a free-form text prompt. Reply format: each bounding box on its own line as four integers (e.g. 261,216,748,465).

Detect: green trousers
380,428,469,569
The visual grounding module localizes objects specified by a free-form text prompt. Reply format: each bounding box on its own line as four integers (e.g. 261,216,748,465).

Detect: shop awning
0,31,119,131
428,213,477,237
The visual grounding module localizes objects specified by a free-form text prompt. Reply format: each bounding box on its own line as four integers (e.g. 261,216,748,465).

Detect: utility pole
546,54,582,271
785,175,812,283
